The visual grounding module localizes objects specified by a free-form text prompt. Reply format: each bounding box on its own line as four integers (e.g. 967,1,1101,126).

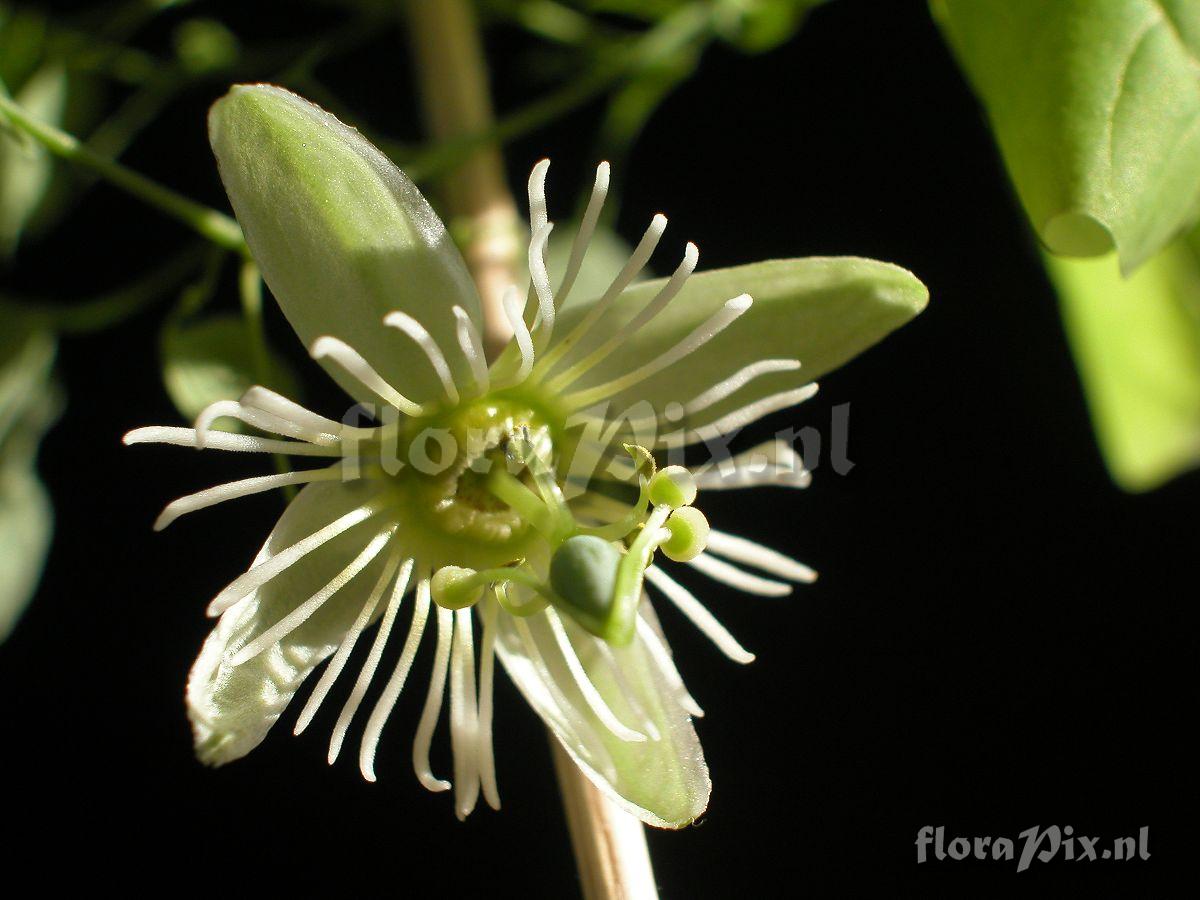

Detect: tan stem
551,739,660,900
406,0,520,358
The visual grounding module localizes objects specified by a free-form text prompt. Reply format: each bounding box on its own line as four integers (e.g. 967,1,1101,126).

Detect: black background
1,1,1189,895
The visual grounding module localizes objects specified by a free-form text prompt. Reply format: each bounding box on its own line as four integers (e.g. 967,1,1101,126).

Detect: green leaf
935,0,1200,272
718,0,828,54
0,321,57,642
494,601,710,828
208,84,482,406
160,313,299,427
188,479,391,765
1046,238,1200,491
540,257,927,435
0,63,67,258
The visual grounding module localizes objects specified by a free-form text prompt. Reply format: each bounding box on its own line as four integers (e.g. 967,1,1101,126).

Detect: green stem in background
0,245,207,334
404,1,716,185
238,260,296,498
0,89,246,252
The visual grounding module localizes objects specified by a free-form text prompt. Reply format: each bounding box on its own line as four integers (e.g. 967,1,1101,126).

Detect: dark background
1,1,1189,895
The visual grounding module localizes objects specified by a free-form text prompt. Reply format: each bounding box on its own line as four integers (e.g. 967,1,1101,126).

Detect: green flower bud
660,507,710,562
549,534,622,638
430,565,484,609
648,465,697,509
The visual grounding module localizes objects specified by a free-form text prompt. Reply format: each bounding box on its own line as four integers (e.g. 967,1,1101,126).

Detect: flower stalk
403,2,659,895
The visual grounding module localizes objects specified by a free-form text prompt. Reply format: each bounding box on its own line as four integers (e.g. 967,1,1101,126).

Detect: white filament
327,557,414,763
529,222,556,346
240,386,365,440
294,553,402,736
355,561,428,777
193,400,335,448
545,608,647,742
310,336,423,417
554,161,610,311
230,525,396,666
123,426,342,457
452,305,489,395
687,552,792,597
528,157,550,233
206,503,380,616
634,614,704,718
595,642,661,741
449,607,481,820
382,311,460,406
548,241,699,392
498,284,535,385
693,440,812,490
413,596,454,792
664,383,819,447
683,359,801,416
476,599,501,810
705,529,817,583
563,294,753,409
644,566,756,664
537,212,668,375
153,466,344,531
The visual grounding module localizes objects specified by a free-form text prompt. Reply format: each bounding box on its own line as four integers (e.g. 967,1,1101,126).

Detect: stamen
413,593,454,792
449,607,481,820
547,242,699,392
686,552,792,597
476,599,501,810
193,399,336,448
494,284,534,386
644,566,756,664
310,336,424,417
529,222,556,347
705,529,817,583
545,608,647,742
240,386,369,440
562,294,753,409
534,213,667,377
554,162,610,311
294,552,402,737
634,615,705,718
206,503,381,616
123,426,343,457
382,311,460,406
692,440,811,490
663,383,819,447
452,306,490,395
229,525,396,666
153,465,344,531
352,560,424,775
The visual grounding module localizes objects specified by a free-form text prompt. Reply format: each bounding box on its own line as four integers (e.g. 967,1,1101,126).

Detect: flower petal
550,257,927,431
187,479,392,765
208,84,481,406
494,600,710,828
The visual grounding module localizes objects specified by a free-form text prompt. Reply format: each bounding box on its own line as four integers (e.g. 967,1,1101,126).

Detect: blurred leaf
0,320,58,643
160,313,299,427
0,4,48,90
1046,236,1200,491
936,0,1200,273
0,62,68,258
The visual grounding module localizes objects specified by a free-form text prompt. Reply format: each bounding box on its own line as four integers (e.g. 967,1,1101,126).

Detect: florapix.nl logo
916,825,1150,873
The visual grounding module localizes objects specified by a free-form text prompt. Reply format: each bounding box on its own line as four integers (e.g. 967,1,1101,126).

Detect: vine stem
0,88,246,253
406,0,521,360
404,3,659,897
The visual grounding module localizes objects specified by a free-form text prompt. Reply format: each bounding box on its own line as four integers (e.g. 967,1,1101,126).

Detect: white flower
125,85,926,827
